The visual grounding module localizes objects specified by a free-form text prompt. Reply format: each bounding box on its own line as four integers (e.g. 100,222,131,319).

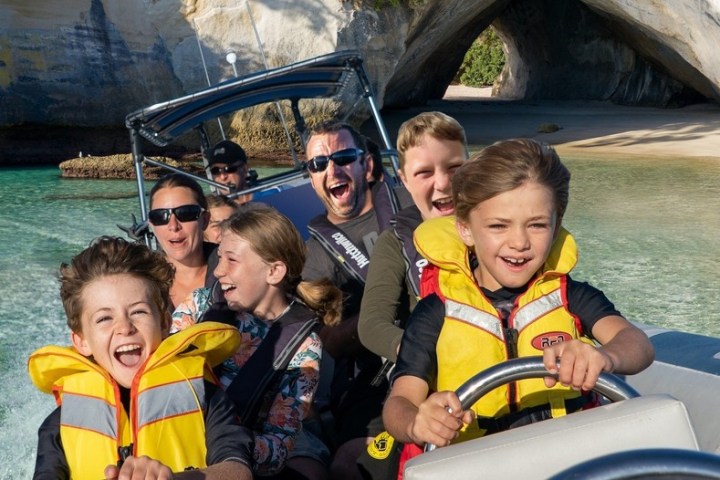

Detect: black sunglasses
148,204,205,226
306,148,364,173
210,164,243,176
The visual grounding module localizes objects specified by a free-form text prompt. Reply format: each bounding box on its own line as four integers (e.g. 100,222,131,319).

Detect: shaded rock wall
492,0,703,105
0,0,184,126
584,0,720,102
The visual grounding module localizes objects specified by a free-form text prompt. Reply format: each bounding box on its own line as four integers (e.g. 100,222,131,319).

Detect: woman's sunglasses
148,204,205,226
209,164,242,176
305,148,364,173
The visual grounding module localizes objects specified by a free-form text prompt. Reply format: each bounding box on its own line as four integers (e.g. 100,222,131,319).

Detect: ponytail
296,278,342,327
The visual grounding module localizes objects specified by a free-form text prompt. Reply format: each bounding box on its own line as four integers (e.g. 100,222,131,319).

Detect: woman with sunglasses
148,173,215,313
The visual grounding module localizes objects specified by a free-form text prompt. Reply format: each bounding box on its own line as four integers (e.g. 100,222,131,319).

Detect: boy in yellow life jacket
28,236,254,480
383,138,655,451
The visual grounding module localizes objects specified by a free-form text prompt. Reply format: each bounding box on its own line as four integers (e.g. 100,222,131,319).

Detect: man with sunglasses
302,121,404,479
207,139,251,204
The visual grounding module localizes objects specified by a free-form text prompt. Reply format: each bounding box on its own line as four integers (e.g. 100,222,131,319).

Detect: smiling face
150,186,207,266
457,181,559,292
71,274,168,388
306,130,374,224
214,231,287,319
398,135,466,219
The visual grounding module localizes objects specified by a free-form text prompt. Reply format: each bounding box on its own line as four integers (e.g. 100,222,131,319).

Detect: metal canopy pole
130,128,151,247
194,19,226,140
245,0,299,166
352,58,399,175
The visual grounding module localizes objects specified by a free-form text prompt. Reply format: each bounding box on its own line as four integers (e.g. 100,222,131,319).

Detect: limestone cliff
1,0,719,163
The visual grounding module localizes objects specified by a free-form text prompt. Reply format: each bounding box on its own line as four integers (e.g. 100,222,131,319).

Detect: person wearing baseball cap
208,140,250,203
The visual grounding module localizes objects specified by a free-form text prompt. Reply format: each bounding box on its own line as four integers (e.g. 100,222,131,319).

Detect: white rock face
0,0,718,127
582,0,720,100
0,0,356,126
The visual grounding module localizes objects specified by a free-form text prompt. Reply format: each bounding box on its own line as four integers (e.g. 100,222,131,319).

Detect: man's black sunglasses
148,204,205,226
209,164,242,176
306,148,364,173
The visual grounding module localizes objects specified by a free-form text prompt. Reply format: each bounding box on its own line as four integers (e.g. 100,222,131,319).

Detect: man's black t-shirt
302,209,388,442
303,208,380,319
392,276,622,386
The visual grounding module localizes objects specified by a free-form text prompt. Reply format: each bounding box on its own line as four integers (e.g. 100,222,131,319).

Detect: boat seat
624,324,720,454
255,180,325,240
403,394,699,480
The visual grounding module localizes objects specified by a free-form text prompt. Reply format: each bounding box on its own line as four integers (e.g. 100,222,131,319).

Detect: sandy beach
379,85,720,161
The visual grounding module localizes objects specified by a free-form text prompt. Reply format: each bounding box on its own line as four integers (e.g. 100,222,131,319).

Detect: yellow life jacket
414,216,595,443
28,322,240,480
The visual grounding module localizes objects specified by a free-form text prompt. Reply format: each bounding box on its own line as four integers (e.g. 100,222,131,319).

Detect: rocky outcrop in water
58,154,205,179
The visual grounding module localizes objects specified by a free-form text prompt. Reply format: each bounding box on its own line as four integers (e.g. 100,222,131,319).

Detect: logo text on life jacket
331,232,370,268
531,331,572,350
416,258,428,279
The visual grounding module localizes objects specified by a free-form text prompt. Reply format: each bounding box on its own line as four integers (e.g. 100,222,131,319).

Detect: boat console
404,394,699,480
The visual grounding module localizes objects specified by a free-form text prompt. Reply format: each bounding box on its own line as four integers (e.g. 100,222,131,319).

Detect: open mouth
221,283,237,295
432,198,454,213
115,344,143,367
329,182,349,199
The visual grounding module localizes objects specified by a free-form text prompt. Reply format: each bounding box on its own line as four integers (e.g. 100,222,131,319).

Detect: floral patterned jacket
172,288,322,476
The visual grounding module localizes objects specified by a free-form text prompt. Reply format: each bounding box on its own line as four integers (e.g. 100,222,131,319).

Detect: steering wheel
548,448,720,479
425,356,640,452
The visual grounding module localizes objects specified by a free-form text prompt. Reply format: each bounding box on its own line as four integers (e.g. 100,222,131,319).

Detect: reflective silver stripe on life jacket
513,289,563,333
61,392,117,438
137,377,205,428
446,299,503,339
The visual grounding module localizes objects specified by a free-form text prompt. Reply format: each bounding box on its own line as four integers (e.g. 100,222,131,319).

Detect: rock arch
381,0,720,107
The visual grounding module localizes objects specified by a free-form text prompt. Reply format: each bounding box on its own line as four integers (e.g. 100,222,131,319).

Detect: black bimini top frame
124,50,398,245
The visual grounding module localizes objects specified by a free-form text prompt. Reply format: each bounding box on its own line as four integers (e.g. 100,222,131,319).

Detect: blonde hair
396,111,468,170
453,138,571,222
221,205,342,326
60,237,174,333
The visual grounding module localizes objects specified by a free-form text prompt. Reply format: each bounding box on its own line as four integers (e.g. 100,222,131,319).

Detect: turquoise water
0,168,142,477
563,156,720,335
1,159,719,476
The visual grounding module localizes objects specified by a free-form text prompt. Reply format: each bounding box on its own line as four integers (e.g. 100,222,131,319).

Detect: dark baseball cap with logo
208,140,247,166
